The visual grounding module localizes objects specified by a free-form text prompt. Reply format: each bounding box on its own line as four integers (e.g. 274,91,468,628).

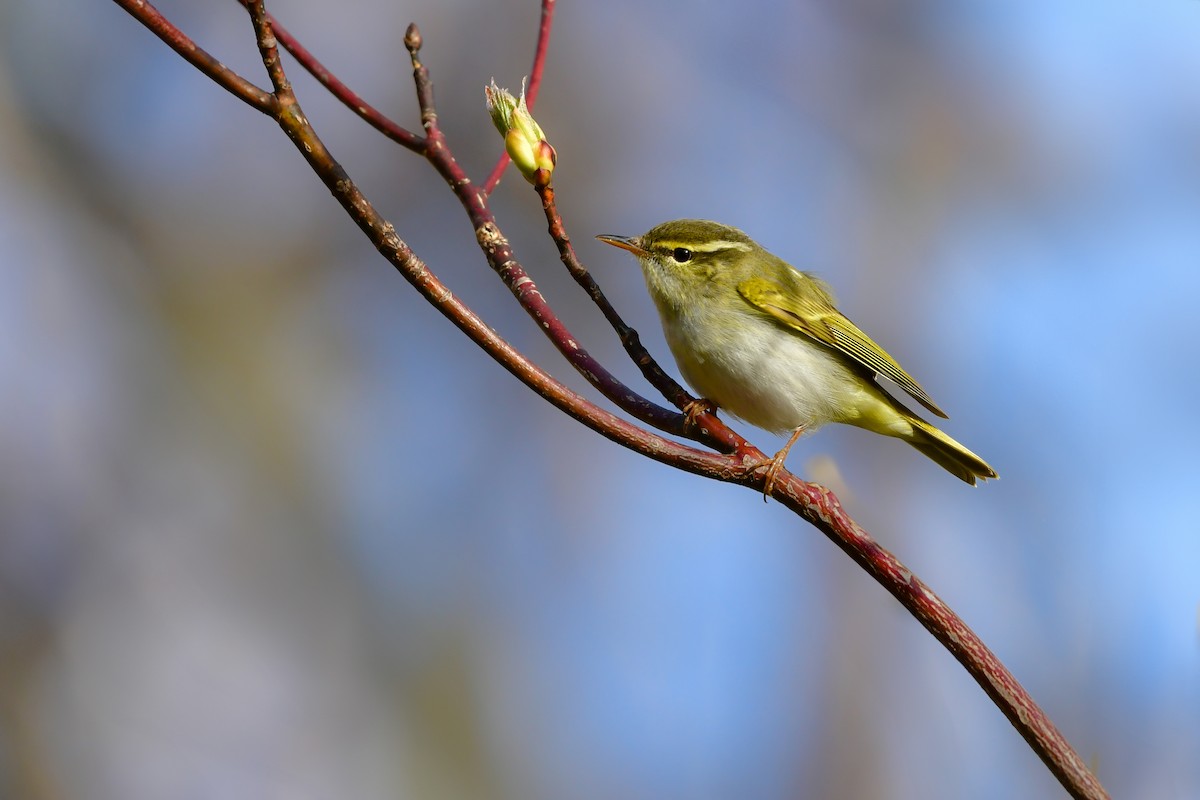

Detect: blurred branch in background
102,0,1111,798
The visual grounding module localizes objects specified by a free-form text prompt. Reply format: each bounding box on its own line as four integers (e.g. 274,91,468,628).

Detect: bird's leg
681,397,718,434
753,426,806,500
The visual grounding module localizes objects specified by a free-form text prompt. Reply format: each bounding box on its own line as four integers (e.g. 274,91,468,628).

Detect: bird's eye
672,247,692,263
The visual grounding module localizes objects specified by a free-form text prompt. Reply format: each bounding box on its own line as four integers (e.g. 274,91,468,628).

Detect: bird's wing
736,274,948,418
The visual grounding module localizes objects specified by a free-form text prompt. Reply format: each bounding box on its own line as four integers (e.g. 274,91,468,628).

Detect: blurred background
1,0,1197,797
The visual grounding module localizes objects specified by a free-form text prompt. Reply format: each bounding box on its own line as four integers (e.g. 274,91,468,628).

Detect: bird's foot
742,426,806,502
681,397,718,434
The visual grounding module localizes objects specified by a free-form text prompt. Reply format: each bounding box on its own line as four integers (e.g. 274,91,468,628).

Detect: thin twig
113,0,275,112
245,0,289,97
771,478,1107,799
481,0,557,195
258,6,426,152
405,25,692,438
534,183,723,435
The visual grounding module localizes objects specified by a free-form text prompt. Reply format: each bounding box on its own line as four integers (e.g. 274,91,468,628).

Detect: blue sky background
1,1,1198,798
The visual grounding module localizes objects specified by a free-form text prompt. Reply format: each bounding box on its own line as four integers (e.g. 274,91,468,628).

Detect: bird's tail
904,415,997,486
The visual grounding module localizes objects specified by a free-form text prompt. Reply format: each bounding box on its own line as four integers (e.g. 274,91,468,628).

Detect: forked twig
480,0,557,195
251,3,425,151
535,182,707,421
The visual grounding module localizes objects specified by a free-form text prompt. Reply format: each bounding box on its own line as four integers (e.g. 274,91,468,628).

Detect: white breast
662,303,858,434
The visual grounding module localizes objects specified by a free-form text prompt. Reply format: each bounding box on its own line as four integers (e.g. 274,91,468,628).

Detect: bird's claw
681,398,718,433
742,426,807,502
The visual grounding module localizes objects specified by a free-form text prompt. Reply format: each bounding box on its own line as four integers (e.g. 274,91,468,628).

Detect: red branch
113,0,275,111
535,183,719,431
254,4,426,152
404,27,692,438
110,2,1110,799
481,0,557,195
773,479,1105,799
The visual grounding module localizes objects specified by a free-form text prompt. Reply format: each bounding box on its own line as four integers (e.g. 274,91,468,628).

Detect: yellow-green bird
597,219,996,487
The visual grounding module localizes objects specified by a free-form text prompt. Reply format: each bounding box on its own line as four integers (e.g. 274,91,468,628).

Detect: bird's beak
595,234,648,257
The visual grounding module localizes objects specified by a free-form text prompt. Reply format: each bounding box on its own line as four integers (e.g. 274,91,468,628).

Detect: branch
535,182,713,421
481,0,557,195
773,480,1106,798
251,2,426,152
405,27,697,439
112,0,275,112
246,0,288,97
111,3,1110,799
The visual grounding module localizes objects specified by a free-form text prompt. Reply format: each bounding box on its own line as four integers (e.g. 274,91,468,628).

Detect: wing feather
737,275,948,418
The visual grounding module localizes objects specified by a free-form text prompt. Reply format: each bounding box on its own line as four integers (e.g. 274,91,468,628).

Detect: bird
597,219,997,490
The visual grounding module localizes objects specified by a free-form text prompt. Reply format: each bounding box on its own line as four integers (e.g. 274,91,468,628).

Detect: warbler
597,219,996,488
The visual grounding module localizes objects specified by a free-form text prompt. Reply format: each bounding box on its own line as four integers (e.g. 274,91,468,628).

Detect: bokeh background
2,1,1198,798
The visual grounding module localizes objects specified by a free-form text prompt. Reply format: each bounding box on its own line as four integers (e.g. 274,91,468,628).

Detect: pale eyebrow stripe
656,239,752,253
